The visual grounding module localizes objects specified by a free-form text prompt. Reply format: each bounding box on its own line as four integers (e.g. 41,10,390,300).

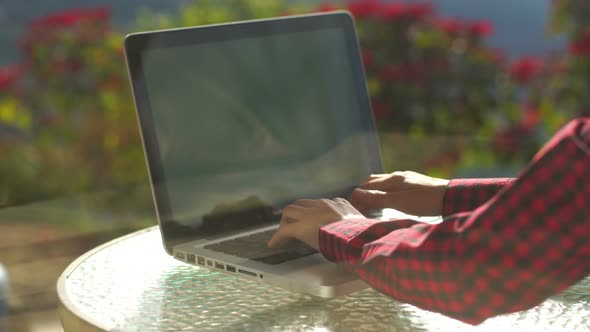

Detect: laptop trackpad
204,229,318,264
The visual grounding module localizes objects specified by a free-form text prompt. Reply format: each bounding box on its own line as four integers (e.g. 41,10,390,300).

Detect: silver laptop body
124,12,383,298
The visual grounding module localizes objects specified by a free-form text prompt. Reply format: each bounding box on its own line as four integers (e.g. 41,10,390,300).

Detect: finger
282,204,308,221
333,197,365,217
333,197,357,211
268,223,299,249
360,174,405,190
318,198,336,207
320,198,350,215
360,174,387,186
349,188,402,211
280,215,297,226
347,189,372,214
351,188,436,216
332,197,349,205
320,198,345,215
292,199,317,207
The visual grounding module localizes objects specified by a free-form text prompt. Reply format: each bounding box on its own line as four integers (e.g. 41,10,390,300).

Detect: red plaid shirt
319,118,590,325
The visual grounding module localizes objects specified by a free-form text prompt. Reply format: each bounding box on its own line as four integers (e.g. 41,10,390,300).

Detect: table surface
57,226,590,332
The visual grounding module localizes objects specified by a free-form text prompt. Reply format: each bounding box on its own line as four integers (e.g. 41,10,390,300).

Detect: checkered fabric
442,178,515,217
319,118,590,325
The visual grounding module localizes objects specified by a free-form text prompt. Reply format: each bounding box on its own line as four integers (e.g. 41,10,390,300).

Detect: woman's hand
348,171,449,216
267,198,364,251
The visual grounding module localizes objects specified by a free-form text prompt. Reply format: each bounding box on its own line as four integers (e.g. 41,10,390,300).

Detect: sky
0,0,563,66
432,0,563,58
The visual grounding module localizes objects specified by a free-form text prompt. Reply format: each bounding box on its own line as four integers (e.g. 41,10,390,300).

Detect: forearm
321,214,479,323
321,118,590,324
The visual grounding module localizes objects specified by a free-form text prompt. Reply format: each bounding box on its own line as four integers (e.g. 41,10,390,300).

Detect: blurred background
0,0,588,331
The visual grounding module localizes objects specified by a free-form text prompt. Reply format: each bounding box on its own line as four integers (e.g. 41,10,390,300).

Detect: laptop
124,11,383,298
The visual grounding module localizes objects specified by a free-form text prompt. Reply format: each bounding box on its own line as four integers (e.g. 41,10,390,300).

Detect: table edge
56,226,159,332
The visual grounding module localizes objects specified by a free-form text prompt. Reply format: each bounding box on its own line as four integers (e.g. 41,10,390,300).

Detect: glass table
57,226,590,332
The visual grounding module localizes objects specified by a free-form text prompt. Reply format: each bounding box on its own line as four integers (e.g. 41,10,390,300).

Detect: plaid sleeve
583,120,590,140
319,117,590,325
442,178,515,217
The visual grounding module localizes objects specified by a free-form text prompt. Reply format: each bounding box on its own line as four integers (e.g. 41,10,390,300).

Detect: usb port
226,265,236,272
214,262,224,270
187,254,195,263
238,269,257,277
207,261,213,266
175,252,186,260
197,256,205,265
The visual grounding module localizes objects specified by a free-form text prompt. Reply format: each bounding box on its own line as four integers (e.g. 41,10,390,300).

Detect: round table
57,226,590,332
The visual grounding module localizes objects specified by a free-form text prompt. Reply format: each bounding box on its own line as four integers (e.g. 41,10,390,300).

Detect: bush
0,0,587,207
0,8,146,207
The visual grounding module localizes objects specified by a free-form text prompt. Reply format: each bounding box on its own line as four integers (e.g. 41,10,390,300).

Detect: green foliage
0,1,588,207
0,8,148,207
137,0,294,29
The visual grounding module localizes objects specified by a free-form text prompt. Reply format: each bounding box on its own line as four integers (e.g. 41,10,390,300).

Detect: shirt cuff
319,218,420,264
442,178,514,217
577,117,590,151
319,219,374,264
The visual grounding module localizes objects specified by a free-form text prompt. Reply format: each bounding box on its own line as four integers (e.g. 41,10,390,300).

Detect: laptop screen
127,13,382,249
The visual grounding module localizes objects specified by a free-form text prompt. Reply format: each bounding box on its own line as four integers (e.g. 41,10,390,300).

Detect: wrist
432,179,450,216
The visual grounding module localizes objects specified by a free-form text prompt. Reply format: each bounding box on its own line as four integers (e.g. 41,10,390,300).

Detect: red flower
404,3,433,20
380,3,406,20
509,56,542,84
491,125,531,157
41,112,63,127
428,57,450,71
487,49,506,65
347,0,380,19
435,18,465,35
50,58,85,73
522,101,540,129
317,3,339,12
371,99,391,119
468,21,493,37
425,150,460,170
569,32,590,57
379,62,426,81
435,18,494,37
361,49,374,68
378,3,433,21
96,75,123,90
404,62,426,78
379,64,405,81
28,7,110,30
0,64,25,90
553,60,567,74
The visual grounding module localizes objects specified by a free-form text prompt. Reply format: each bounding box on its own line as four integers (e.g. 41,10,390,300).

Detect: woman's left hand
267,198,364,251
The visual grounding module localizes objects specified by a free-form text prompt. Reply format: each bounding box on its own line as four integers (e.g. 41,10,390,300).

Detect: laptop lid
124,12,383,255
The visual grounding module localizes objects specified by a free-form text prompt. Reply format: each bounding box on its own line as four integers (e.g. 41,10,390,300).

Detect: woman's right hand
348,171,449,216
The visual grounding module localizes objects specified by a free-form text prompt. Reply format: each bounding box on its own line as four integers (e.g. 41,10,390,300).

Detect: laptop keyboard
204,229,318,265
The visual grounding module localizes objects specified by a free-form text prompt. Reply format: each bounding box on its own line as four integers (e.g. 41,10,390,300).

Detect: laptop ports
175,252,186,260
197,256,205,266
187,254,195,263
226,265,236,273
238,269,257,277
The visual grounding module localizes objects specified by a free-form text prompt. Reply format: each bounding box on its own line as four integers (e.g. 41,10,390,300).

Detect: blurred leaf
104,131,119,151
100,91,118,115
0,98,18,123
367,78,381,96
